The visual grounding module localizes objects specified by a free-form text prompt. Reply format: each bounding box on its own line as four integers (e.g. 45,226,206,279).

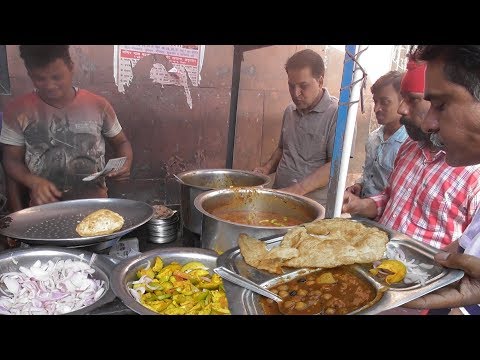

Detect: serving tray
216,218,464,315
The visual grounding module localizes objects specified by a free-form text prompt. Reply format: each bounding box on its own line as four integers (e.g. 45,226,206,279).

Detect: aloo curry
260,266,378,315
210,209,304,227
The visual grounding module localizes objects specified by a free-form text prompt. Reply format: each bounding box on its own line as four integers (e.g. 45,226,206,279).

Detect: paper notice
113,45,205,109
82,157,127,181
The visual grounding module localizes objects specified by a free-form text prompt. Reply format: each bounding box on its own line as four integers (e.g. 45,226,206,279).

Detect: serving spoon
214,266,283,303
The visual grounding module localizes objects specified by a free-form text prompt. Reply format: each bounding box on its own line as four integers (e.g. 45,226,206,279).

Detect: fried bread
76,209,125,237
239,218,389,274
238,233,298,274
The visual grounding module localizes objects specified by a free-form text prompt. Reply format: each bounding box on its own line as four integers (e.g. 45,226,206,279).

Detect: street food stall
0,45,463,316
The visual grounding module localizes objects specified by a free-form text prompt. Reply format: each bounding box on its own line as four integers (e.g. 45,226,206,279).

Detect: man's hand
105,130,133,182
342,191,362,214
346,183,362,197
404,251,480,309
29,178,62,205
342,191,378,218
106,164,131,181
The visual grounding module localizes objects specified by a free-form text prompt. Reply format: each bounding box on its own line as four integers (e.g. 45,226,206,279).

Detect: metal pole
325,45,367,218
225,46,243,169
325,45,357,218
332,45,367,217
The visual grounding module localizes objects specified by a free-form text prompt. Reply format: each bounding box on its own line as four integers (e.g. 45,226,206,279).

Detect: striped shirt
370,138,480,249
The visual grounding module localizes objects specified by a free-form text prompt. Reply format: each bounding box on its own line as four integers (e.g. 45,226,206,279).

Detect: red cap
400,58,426,93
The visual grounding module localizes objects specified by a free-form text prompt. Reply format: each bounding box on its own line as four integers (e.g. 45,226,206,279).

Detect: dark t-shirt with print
0,88,122,200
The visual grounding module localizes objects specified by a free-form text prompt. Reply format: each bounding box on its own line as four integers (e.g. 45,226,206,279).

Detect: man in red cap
342,57,480,250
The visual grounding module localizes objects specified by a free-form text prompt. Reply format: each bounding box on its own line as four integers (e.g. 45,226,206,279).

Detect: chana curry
211,209,304,227
129,257,230,315
260,266,378,315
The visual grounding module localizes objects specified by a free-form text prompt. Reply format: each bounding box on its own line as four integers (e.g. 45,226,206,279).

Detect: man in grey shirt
346,70,407,198
254,49,338,207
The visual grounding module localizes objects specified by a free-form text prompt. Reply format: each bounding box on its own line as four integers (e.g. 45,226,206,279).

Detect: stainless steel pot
175,169,271,235
194,187,325,254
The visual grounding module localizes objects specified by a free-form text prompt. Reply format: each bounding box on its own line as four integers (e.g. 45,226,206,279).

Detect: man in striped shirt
343,58,480,250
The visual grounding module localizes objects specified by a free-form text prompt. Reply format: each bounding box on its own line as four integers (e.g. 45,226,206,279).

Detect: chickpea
295,301,308,311
298,289,308,296
278,285,288,291
322,293,333,300
307,276,315,281
279,290,289,298
270,288,279,294
283,300,295,309
306,280,315,286
325,307,336,315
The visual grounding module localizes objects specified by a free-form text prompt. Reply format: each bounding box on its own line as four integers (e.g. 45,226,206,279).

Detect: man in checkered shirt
343,58,480,251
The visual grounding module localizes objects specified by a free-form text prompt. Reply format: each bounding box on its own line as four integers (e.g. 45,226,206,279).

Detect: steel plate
0,246,117,315
216,218,464,315
110,247,219,315
0,198,154,247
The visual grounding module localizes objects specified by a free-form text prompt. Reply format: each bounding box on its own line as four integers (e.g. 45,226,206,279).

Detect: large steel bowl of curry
194,187,325,254
175,169,272,235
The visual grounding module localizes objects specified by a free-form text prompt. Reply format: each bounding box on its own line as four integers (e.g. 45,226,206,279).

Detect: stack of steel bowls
147,205,180,244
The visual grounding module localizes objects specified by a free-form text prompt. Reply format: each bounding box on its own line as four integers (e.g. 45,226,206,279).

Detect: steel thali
110,247,219,315
0,198,154,247
217,218,464,315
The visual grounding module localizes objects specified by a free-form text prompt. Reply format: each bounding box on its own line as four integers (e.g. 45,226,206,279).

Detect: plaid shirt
370,138,480,249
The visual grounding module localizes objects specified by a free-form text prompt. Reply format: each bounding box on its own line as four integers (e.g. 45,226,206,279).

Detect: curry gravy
210,209,304,227
260,266,377,315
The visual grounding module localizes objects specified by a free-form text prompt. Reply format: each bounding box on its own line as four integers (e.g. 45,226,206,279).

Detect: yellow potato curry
130,257,230,315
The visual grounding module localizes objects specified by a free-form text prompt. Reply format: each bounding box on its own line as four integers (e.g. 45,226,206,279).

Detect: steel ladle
214,266,283,303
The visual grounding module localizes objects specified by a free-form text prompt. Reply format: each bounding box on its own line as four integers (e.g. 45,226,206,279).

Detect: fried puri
239,218,389,274
75,209,125,237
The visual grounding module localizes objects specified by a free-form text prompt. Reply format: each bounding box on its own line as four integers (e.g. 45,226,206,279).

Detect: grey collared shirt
357,125,408,198
273,88,338,207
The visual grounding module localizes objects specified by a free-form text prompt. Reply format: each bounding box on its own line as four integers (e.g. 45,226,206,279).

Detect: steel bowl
194,187,325,254
0,247,116,315
110,247,219,315
175,169,272,235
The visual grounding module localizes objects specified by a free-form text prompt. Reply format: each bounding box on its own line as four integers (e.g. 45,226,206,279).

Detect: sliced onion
386,245,431,285
0,255,106,315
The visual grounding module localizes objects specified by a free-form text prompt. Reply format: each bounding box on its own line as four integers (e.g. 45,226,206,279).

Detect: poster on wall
113,45,205,109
